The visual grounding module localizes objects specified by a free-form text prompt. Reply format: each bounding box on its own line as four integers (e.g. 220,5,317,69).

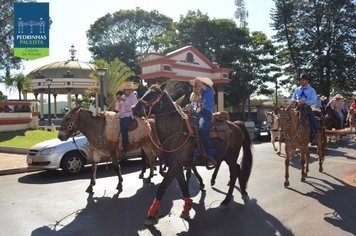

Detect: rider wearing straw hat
115,81,138,157
327,94,345,130
291,73,318,145
189,76,217,169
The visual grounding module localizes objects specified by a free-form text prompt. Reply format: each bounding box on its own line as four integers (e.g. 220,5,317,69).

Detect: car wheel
60,152,85,175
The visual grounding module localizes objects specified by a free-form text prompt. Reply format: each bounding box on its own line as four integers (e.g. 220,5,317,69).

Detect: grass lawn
0,130,59,148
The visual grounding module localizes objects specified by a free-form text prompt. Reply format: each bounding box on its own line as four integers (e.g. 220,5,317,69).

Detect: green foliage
271,0,356,97
87,8,173,74
0,130,58,148
2,73,33,100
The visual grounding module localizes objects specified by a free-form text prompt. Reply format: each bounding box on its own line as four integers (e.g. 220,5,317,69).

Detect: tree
161,12,281,109
87,59,135,110
2,73,32,100
271,0,356,97
0,0,30,76
87,8,173,74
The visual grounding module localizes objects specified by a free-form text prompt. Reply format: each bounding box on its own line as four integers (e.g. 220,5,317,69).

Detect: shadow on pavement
18,159,151,185
287,172,356,235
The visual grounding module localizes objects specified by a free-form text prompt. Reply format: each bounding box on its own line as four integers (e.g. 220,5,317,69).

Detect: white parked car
27,135,141,175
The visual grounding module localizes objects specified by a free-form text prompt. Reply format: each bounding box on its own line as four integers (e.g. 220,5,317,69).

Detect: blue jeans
120,117,131,152
335,110,344,128
196,109,215,157
306,106,317,132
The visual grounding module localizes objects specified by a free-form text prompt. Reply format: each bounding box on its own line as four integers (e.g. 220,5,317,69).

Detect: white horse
265,111,283,155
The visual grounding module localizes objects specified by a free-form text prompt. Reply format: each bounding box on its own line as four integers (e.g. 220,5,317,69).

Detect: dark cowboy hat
299,73,310,81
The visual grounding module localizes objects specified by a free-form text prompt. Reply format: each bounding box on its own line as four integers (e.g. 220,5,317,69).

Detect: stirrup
205,156,217,170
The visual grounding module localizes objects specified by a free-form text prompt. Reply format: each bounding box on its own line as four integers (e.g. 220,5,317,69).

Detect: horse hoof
86,186,93,193
277,151,281,155
180,212,190,219
210,180,216,186
319,167,323,172
145,216,158,226
139,173,144,179
200,184,205,191
241,193,249,202
284,181,289,187
301,177,306,182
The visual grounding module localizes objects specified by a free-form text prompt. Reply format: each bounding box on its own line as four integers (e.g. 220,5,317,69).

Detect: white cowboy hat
319,95,327,100
189,77,214,87
119,81,138,91
334,94,343,99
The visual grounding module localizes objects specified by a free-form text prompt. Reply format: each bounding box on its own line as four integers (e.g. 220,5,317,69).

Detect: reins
138,89,194,153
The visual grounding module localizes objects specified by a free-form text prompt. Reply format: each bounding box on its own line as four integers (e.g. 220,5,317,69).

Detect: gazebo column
53,94,57,118
216,84,225,112
34,93,38,112
40,93,44,120
67,91,72,108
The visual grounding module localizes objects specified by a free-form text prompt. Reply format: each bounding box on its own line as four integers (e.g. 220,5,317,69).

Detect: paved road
0,141,355,236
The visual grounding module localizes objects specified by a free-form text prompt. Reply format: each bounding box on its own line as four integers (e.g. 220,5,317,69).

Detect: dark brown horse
132,83,253,226
58,107,161,193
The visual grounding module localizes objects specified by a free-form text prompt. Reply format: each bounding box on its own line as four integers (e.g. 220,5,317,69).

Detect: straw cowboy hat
334,94,343,99
319,95,327,100
189,76,214,87
119,81,138,91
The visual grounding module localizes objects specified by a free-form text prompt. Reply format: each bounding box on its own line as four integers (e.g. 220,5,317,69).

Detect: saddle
210,111,232,141
128,118,138,131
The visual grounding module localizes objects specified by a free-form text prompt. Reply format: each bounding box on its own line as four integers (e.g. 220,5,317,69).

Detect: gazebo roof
28,60,96,79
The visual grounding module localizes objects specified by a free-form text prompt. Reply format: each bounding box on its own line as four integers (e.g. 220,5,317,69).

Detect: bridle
137,87,164,118
137,87,194,153
59,109,81,137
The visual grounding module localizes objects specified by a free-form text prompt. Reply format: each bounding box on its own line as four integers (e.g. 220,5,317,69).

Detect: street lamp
46,78,53,126
96,67,107,111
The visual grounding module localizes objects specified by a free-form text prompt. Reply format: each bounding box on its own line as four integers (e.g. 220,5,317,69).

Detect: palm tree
3,73,33,100
87,59,135,110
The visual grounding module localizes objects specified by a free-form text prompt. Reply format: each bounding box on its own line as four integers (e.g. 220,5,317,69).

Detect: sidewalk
0,147,39,176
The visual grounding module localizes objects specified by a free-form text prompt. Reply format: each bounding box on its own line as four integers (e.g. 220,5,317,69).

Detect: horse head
58,106,81,141
265,112,274,129
132,83,169,118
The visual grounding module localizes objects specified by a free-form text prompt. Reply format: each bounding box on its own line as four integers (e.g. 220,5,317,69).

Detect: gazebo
28,45,98,118
139,45,231,111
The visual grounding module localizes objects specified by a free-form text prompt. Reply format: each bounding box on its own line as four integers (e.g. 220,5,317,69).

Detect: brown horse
265,111,282,154
132,83,253,226
277,105,326,187
58,107,161,193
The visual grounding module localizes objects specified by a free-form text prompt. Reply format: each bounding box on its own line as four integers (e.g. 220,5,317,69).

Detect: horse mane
288,109,298,135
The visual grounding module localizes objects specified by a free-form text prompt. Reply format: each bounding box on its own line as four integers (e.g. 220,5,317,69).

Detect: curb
0,167,40,176
0,146,29,154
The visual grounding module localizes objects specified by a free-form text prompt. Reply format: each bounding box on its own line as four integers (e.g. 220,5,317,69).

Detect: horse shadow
287,172,356,235
175,192,293,236
30,173,203,236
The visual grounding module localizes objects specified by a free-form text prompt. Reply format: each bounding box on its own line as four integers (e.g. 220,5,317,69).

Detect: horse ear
175,95,185,107
160,83,167,91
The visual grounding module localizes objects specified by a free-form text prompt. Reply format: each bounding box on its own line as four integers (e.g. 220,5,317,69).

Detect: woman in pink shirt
115,81,138,156
327,94,345,129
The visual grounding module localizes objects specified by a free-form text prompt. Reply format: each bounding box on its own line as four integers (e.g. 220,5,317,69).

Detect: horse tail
233,121,253,192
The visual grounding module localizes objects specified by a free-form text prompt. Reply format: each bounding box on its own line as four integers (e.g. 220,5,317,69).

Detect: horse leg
300,152,307,182
86,163,97,193
278,141,282,155
176,170,193,219
192,166,205,190
210,161,222,186
139,151,147,179
272,139,277,152
220,159,240,209
112,157,123,193
145,162,184,226
284,146,292,187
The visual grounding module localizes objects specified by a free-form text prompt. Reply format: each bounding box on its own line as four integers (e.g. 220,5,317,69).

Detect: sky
2,0,276,99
